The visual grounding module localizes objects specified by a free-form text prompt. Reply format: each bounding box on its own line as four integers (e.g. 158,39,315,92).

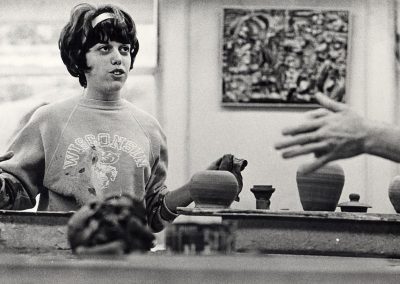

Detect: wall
159,0,399,215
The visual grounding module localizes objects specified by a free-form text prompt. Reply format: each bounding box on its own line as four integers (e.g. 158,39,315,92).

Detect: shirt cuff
160,194,179,222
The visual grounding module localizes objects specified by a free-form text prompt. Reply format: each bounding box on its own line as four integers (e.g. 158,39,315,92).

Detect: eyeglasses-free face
84,41,131,98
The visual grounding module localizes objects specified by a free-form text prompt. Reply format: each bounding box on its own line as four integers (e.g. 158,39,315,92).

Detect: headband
91,12,115,28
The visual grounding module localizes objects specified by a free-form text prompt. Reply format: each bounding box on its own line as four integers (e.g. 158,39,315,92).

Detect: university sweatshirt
0,95,177,232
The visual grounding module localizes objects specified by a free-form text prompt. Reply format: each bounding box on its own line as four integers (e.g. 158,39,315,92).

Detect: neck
83,87,121,101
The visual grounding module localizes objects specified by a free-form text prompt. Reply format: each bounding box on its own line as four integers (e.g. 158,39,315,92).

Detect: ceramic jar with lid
337,193,371,212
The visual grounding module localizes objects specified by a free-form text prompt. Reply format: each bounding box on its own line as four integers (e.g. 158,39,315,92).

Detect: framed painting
221,8,350,107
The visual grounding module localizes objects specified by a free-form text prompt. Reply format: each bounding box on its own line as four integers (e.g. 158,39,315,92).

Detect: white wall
160,0,398,214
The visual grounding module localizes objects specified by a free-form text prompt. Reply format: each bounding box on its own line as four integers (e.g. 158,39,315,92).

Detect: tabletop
0,251,400,283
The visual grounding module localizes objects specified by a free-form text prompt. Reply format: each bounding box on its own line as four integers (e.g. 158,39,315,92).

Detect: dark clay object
67,194,155,254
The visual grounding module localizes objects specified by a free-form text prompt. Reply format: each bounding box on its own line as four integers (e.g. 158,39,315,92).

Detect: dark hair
59,3,139,87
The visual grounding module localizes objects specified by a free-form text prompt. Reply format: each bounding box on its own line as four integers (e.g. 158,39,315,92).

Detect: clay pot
388,176,400,213
189,170,239,209
296,163,345,211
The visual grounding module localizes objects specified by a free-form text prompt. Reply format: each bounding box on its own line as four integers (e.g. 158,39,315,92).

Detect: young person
0,3,245,233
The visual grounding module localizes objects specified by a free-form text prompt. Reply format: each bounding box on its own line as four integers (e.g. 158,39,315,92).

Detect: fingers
296,155,333,174
315,93,346,112
206,157,222,170
305,108,331,119
281,107,331,136
275,136,336,174
331,78,346,101
0,151,13,162
274,132,320,150
281,119,324,136
280,141,330,158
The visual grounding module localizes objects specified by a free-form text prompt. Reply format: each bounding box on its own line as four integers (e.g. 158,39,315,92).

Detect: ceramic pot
296,163,345,211
388,176,400,213
189,170,239,209
250,185,275,209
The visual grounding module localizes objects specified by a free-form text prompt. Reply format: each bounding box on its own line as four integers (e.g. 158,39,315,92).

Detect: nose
111,50,122,65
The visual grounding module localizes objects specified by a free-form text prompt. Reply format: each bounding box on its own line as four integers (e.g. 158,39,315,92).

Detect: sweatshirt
0,95,177,232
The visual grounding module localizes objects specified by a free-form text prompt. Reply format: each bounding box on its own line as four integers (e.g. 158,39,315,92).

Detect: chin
108,81,126,92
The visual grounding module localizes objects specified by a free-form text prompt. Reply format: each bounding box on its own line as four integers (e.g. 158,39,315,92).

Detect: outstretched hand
0,152,14,174
0,151,13,162
274,93,369,174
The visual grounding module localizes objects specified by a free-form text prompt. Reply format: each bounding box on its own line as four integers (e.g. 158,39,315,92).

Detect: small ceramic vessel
189,170,239,209
388,176,400,213
250,185,275,209
296,163,345,211
337,193,371,213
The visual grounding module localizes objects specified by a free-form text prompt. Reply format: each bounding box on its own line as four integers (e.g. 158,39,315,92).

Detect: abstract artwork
222,8,350,107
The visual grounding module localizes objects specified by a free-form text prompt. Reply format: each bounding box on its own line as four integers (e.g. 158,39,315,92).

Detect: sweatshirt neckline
79,96,125,110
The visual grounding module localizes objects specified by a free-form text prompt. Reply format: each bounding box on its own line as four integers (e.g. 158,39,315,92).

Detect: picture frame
221,7,350,108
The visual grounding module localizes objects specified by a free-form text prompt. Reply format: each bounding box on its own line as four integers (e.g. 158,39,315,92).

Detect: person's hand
206,156,223,171
0,151,13,174
274,93,369,174
206,154,248,201
0,151,14,208
0,151,13,162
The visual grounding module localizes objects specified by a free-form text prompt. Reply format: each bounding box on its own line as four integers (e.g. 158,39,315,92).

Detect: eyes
97,43,131,55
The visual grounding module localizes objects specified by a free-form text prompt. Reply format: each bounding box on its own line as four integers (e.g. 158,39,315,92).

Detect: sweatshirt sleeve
144,125,178,233
0,110,45,210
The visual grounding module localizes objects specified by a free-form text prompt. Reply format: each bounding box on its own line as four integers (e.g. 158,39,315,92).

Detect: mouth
110,69,125,76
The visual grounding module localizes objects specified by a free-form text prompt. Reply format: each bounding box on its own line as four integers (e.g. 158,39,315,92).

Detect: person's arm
144,123,183,232
163,154,247,212
162,183,191,213
274,93,400,174
0,109,46,210
145,150,194,231
363,120,400,162
146,122,247,231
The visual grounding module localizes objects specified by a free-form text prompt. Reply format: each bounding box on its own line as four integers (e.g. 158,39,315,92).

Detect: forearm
146,184,192,232
364,121,400,162
162,182,192,213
